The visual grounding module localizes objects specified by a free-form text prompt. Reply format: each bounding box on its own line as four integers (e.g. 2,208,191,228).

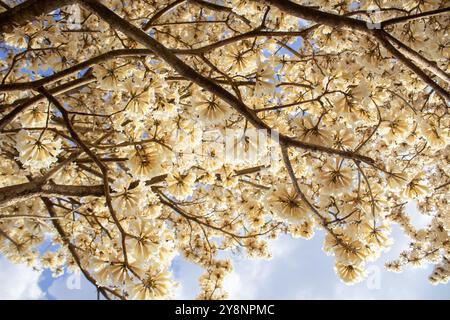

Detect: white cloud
2,202,448,300
221,229,448,300
223,237,299,299
0,257,44,299
173,258,203,299
47,271,97,300
405,201,433,229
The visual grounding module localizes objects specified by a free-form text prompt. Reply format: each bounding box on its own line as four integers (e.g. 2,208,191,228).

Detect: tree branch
42,197,125,300
37,85,130,266
142,0,185,31
381,6,450,27
262,0,450,103
382,31,450,85
78,0,374,165
262,0,368,32
373,30,450,103
0,73,95,131
0,182,104,209
0,0,73,33
0,49,152,92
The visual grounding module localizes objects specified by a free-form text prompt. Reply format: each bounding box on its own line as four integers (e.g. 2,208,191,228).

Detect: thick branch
143,0,185,31
0,73,95,131
263,0,368,32
0,49,152,92
382,31,450,85
262,0,450,103
171,29,312,54
0,30,311,92
381,7,450,27
37,85,130,265
79,0,373,164
0,182,104,209
373,30,450,102
0,0,73,33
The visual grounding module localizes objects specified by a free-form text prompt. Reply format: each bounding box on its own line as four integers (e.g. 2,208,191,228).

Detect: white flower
293,115,331,145
267,185,309,223
403,173,430,199
254,59,276,97
317,160,353,195
201,142,224,170
127,267,173,299
166,171,196,200
222,44,256,73
128,146,161,180
126,219,159,261
111,178,147,215
15,130,62,170
4,29,27,48
192,93,231,125
123,80,152,120
335,262,365,284
93,61,121,89
379,114,409,143
20,102,48,127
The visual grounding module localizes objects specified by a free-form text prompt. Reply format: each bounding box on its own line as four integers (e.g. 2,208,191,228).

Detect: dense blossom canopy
0,0,449,299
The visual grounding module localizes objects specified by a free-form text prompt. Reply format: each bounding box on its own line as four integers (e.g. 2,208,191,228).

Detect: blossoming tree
0,0,449,299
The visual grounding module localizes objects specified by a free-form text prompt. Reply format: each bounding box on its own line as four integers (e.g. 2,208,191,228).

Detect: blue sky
1,203,448,300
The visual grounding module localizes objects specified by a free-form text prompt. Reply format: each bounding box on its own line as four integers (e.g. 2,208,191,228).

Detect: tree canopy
0,0,449,299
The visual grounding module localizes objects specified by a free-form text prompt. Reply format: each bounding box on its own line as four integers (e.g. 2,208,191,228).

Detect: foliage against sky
0,0,449,300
